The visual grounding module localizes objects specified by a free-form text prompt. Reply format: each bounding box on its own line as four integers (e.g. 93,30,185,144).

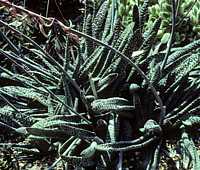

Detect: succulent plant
116,0,199,41
0,0,200,169
118,0,138,25
182,0,200,32
148,0,200,37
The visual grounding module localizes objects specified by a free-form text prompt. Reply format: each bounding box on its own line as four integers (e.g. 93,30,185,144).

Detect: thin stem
0,121,16,132
0,50,91,124
0,91,21,114
160,0,176,73
0,19,81,95
0,31,20,54
48,138,79,170
23,0,26,8
54,0,66,22
46,0,50,17
176,0,197,27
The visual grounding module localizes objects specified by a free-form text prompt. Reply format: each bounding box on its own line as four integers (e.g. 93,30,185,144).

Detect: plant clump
0,0,200,169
